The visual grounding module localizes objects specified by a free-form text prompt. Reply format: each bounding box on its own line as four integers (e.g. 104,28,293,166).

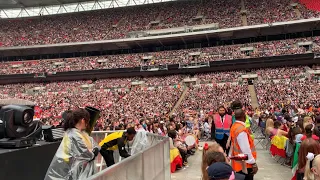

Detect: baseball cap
207,162,245,180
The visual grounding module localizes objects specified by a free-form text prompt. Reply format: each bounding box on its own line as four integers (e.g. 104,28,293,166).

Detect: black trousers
215,134,230,155
178,148,188,163
100,149,115,167
296,173,304,180
237,168,254,180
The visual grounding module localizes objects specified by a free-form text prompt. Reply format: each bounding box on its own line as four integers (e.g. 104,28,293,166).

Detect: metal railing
89,131,171,180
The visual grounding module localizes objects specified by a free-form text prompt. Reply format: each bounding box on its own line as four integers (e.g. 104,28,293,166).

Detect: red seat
300,0,320,12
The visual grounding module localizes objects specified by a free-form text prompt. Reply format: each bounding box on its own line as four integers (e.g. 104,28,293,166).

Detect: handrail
88,131,170,180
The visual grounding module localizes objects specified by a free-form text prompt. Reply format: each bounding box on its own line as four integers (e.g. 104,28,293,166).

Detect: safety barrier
88,131,171,180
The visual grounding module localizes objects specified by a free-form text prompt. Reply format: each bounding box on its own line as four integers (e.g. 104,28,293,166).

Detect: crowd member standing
230,100,254,139
211,106,232,153
45,109,100,180
230,109,258,180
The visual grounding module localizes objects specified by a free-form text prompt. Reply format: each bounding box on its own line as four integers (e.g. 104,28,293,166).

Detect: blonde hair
265,118,274,135
305,154,320,180
201,142,222,180
304,116,313,129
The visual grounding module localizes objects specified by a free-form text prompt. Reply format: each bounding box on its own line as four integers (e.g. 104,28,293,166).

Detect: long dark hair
167,130,177,139
298,138,320,170
63,108,90,130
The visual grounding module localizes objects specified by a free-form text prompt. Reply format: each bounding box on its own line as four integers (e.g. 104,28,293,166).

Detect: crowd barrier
88,131,171,180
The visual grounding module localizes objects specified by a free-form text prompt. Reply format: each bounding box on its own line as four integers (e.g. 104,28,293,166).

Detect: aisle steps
248,85,259,109
169,87,189,116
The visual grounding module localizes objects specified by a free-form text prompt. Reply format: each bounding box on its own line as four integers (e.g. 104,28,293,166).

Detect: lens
23,112,33,124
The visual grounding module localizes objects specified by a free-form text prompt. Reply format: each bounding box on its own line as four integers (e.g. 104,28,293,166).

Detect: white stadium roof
0,0,174,18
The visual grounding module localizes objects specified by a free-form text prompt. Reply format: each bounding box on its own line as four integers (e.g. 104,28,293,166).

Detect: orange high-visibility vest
214,114,232,140
230,121,257,172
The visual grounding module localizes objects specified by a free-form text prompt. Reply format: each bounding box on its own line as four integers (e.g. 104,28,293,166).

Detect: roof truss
0,0,170,18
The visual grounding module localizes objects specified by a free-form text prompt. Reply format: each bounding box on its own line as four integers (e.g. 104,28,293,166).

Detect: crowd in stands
295,0,320,19
0,66,317,127
174,84,250,118
0,64,319,178
194,71,244,82
255,67,305,80
245,0,299,25
104,88,183,124
0,0,319,47
1,36,320,75
255,78,319,110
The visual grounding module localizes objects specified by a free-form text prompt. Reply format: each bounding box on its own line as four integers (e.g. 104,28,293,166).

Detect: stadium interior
0,0,319,179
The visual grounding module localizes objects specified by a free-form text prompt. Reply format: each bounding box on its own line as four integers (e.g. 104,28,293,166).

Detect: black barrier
0,53,315,85
0,142,60,180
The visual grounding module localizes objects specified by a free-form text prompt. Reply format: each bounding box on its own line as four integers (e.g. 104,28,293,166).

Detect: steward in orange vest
230,109,258,180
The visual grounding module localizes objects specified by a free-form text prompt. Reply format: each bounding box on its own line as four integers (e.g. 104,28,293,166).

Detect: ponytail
304,159,314,180
201,142,222,180
202,143,210,180
63,110,74,131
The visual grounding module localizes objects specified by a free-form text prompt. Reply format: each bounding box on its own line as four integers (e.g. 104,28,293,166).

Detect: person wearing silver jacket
45,108,100,180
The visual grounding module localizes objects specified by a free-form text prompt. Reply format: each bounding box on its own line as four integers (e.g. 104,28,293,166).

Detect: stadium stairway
241,0,245,10
294,7,302,18
241,0,248,26
248,85,259,109
169,87,189,116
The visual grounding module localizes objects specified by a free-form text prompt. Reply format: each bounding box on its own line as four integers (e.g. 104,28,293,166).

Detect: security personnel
211,106,232,153
232,113,254,139
230,100,254,139
230,109,258,180
99,127,136,167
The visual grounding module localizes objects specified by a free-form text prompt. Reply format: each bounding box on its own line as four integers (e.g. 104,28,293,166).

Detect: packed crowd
0,0,240,47
255,104,320,180
174,84,251,118
102,88,183,126
0,0,319,47
194,71,244,82
1,36,319,75
255,67,305,80
245,0,299,25
255,78,320,110
0,65,317,125
295,0,320,19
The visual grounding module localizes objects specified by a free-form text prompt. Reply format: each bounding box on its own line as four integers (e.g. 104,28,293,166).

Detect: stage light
0,105,42,148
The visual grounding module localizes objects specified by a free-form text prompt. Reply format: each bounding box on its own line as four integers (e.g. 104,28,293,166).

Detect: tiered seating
298,0,320,16
0,36,318,75
175,83,250,116
245,0,298,25
105,88,183,121
255,78,319,109
0,0,319,47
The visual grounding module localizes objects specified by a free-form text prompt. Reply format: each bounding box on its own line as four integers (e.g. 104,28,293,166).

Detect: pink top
271,128,278,136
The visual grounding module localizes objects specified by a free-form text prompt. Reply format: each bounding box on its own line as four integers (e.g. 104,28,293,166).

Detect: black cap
126,127,136,135
207,162,245,180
